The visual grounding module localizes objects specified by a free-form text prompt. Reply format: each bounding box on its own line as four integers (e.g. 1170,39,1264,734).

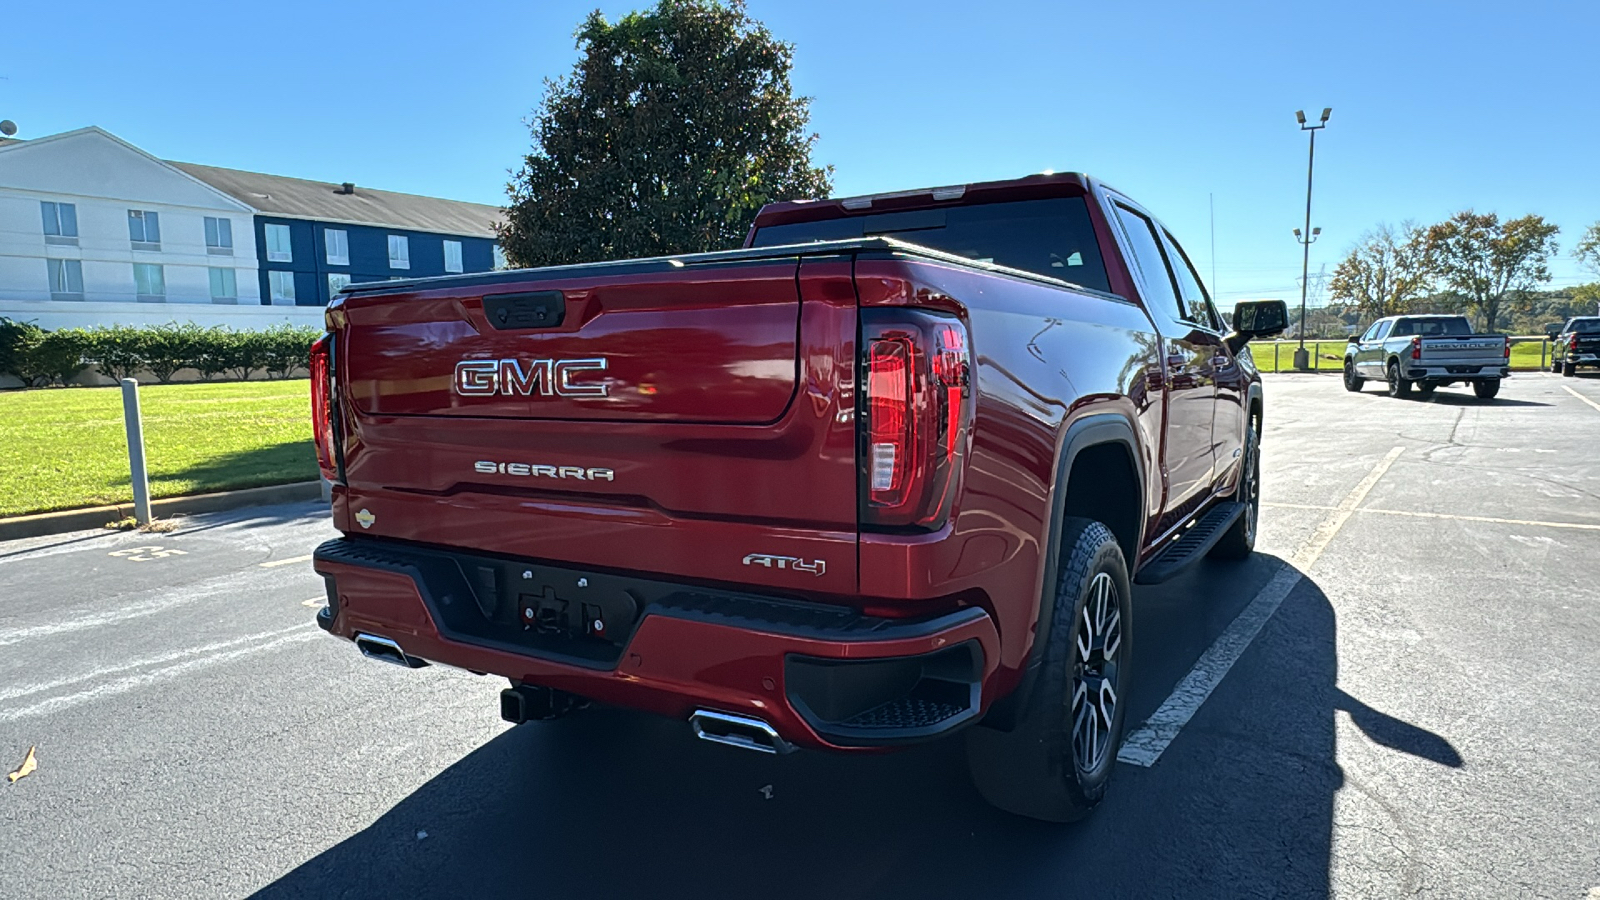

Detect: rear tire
967,519,1131,822
1342,360,1364,392
1563,362,1577,377
1210,426,1259,560
1386,361,1412,398
1473,379,1501,400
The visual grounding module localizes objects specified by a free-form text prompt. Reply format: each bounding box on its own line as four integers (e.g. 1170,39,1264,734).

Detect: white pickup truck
1342,315,1510,400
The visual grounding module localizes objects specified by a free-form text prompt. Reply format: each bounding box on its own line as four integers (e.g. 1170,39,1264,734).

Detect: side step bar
689,710,795,755
353,633,429,668
1134,501,1245,585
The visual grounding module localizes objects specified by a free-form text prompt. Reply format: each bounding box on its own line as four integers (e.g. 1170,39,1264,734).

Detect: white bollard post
120,378,152,525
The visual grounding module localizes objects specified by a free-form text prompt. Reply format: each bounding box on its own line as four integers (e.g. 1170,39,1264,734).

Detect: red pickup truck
309,173,1287,821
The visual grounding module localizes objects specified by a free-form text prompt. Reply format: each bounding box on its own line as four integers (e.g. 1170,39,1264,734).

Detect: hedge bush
0,318,322,387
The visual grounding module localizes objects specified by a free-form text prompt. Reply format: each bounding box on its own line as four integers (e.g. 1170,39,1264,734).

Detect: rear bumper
313,537,999,750
1406,365,1508,381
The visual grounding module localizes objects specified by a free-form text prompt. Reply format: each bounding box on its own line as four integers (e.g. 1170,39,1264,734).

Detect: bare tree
1422,211,1560,332
1329,222,1431,323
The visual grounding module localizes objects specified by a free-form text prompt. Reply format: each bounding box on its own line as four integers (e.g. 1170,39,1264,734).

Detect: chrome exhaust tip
354,633,428,669
688,709,794,755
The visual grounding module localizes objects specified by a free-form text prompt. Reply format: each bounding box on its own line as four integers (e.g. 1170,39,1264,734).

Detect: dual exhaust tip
354,633,428,669
354,636,790,755
689,709,794,755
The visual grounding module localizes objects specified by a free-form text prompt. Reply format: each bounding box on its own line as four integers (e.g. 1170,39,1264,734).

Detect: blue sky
4,0,1596,302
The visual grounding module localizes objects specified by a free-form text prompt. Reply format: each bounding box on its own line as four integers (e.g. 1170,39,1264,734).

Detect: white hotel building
0,128,321,331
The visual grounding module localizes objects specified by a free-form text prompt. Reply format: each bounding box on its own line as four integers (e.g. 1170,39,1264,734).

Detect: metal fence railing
1251,337,1556,374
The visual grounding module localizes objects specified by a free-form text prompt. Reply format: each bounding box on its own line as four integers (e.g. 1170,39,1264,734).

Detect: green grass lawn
0,380,315,518
1250,339,1554,374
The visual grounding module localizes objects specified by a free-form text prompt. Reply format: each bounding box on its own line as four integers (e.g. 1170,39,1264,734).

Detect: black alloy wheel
1343,360,1365,392
1387,362,1412,398
1071,571,1124,774
966,518,1132,822
1211,426,1259,559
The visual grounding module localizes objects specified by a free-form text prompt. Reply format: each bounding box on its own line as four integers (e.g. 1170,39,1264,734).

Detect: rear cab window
1391,317,1472,337
1566,318,1600,334
750,198,1112,293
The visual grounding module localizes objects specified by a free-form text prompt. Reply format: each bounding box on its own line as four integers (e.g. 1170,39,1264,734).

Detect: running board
1134,501,1245,585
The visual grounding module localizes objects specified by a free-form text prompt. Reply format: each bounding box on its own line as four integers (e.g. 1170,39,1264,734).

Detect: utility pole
1293,107,1331,370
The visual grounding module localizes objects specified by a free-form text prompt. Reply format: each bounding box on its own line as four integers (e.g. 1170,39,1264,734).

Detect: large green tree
499,0,833,268
1422,211,1560,332
1328,222,1432,322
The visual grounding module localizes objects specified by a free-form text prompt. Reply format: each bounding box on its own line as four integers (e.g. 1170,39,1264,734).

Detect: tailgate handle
482,291,566,330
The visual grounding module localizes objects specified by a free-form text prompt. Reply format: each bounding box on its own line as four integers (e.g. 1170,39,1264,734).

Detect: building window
48,258,85,299
265,223,293,262
443,240,463,273
328,273,352,297
42,202,80,245
268,270,296,304
325,229,349,266
134,263,166,300
205,217,234,255
387,235,410,269
493,244,508,270
209,267,237,302
128,210,162,249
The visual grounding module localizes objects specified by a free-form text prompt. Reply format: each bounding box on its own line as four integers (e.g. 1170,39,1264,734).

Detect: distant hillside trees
1330,210,1561,333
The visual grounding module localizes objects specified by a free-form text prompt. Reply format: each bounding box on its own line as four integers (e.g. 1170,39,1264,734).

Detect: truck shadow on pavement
253,568,1460,900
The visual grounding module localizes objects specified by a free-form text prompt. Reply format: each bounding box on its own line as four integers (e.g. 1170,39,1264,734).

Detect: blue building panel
255,216,497,306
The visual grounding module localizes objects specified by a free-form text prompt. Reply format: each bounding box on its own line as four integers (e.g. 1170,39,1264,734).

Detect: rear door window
751,198,1111,293
1111,204,1183,323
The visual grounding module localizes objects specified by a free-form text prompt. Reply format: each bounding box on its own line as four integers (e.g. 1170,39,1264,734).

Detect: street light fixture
1292,107,1331,370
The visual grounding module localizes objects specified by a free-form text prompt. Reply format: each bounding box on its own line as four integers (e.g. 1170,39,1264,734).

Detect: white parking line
259,554,313,568
0,628,322,723
0,625,310,704
1264,501,1600,532
1117,447,1405,767
1563,385,1600,414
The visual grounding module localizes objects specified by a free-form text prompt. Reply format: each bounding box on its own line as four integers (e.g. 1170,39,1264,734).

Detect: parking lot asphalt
1,372,1597,899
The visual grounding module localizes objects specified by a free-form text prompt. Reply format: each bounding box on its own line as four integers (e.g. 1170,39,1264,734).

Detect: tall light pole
1292,107,1330,371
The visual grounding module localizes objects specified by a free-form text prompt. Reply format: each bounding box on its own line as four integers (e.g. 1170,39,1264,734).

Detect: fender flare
982,412,1144,731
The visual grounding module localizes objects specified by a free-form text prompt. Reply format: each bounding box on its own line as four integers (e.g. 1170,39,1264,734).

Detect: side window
1360,322,1382,342
1112,204,1182,323
1376,321,1395,340
1160,229,1221,331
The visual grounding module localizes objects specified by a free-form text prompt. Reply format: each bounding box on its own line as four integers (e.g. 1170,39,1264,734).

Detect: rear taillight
1410,336,1422,360
309,334,339,481
860,311,971,529
1572,334,1581,351
1504,337,1511,359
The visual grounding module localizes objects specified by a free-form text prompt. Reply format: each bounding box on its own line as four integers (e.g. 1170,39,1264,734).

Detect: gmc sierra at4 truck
1342,314,1510,399
309,173,1287,822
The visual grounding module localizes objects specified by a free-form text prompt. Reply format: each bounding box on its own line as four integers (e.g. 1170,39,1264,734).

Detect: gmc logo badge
454,358,609,397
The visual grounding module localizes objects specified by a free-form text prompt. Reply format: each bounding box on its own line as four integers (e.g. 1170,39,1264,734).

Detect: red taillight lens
1410,336,1422,360
861,312,971,530
1505,337,1511,359
309,334,338,481
867,338,913,505
1572,334,1581,351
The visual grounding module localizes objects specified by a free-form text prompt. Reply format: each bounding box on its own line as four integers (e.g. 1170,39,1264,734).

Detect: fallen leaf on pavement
7,746,37,783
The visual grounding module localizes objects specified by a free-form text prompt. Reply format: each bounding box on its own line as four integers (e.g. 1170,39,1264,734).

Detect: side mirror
1544,323,1563,339
1226,299,1289,354
1347,335,1360,344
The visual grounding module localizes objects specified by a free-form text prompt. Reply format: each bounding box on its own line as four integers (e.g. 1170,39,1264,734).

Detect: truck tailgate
329,257,862,595
1419,336,1505,363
